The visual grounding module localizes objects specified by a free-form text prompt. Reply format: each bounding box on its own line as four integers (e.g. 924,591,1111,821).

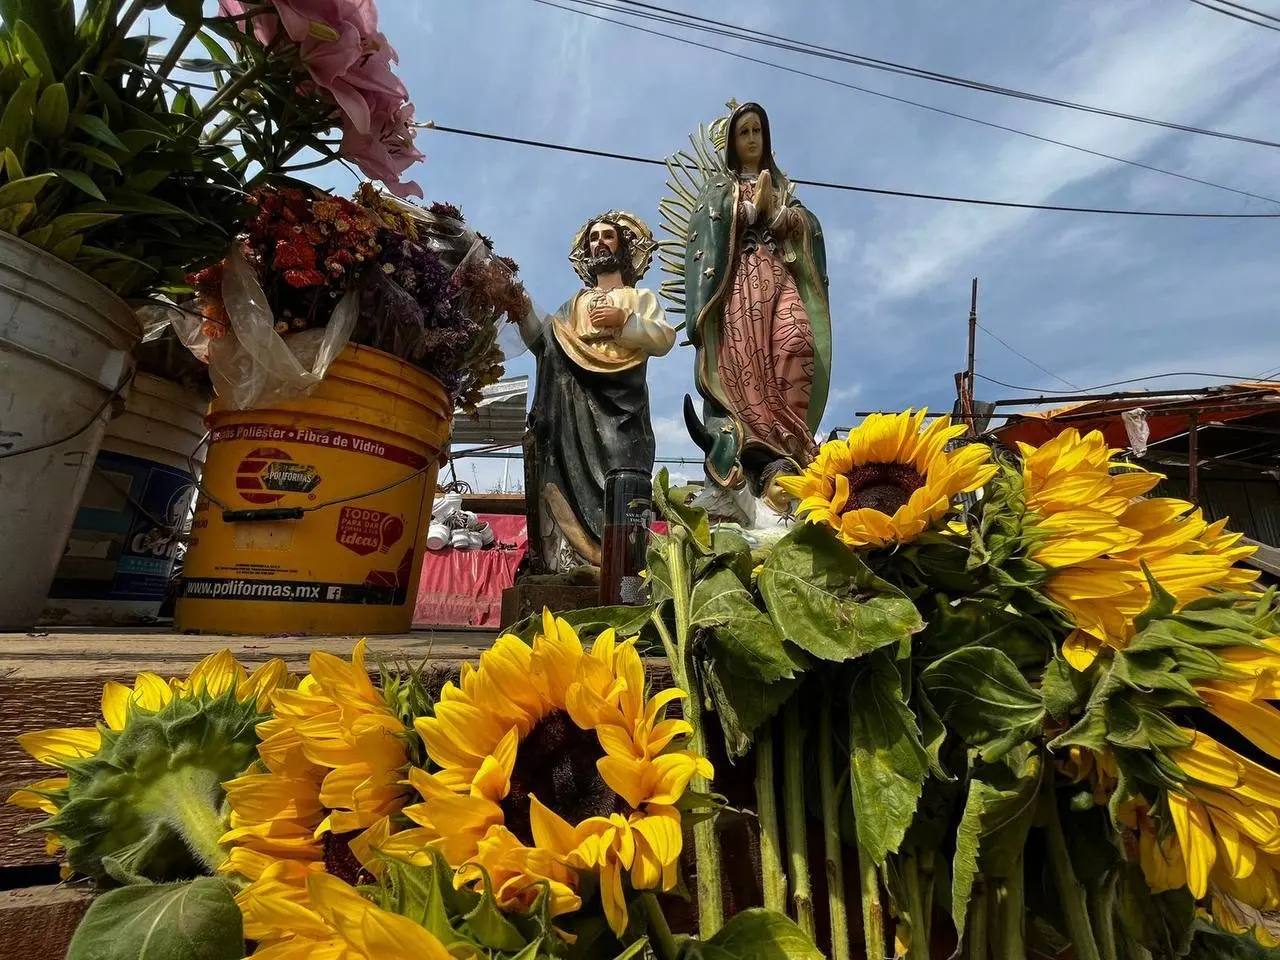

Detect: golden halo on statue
568,209,658,287
708,98,740,154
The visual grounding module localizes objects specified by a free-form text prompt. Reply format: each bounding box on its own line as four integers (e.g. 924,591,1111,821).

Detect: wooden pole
967,277,979,395
956,278,979,432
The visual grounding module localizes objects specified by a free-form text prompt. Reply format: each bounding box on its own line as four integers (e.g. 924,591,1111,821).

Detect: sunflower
238,872,452,960
779,409,997,548
219,640,413,950
1016,429,1258,669
1133,731,1280,916
383,611,712,937
7,651,292,882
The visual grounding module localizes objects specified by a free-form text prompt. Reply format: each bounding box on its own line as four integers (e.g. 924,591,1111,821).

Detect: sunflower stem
1044,792,1102,960
755,720,787,914
858,838,885,960
818,701,850,960
667,526,723,938
641,892,680,960
992,864,1025,960
1089,874,1118,960
905,854,929,960
783,698,815,941
968,884,989,960
155,767,228,871
1118,925,1153,960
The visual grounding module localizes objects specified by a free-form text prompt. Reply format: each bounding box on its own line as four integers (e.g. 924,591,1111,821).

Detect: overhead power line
549,0,1280,151
1188,0,1280,30
976,322,1081,390
424,122,1280,218
975,370,1280,395
528,0,1280,207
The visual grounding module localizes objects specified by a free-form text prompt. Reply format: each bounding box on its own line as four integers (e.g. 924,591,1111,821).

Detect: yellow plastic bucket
175,344,451,635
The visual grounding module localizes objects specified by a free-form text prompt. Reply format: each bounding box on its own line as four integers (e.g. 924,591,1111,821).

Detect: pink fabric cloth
413,514,526,628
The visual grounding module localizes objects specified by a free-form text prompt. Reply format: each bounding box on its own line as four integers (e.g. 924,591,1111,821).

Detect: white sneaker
432,491,462,521
458,511,495,548
451,528,482,550
427,521,450,551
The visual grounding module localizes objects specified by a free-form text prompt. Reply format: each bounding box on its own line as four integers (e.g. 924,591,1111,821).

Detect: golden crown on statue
708,98,740,154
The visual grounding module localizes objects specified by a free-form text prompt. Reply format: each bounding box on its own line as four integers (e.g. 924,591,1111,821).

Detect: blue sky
320,0,1280,489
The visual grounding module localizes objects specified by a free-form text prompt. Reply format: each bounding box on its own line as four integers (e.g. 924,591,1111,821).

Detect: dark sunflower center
847,462,925,514
323,830,374,886
501,709,623,846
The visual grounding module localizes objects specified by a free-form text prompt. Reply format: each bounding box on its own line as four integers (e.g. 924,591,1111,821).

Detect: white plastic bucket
42,374,209,626
0,232,139,630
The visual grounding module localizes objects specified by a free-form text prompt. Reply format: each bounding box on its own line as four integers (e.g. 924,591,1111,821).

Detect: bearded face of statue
585,220,630,284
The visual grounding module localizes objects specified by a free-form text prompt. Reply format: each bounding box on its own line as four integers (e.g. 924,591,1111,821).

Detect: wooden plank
0,884,92,960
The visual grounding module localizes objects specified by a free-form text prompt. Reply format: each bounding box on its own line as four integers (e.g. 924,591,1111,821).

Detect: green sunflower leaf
758,522,923,663
65,877,243,960
462,865,528,952
701,651,800,758
507,603,657,646
847,650,931,865
687,907,825,959
950,747,1042,944
691,566,799,683
921,646,1045,761
653,468,711,549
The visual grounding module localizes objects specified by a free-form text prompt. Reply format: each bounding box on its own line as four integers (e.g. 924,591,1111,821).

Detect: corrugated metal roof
451,376,528,446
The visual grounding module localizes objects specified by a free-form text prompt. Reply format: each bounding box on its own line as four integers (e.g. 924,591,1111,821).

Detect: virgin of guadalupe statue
659,101,832,516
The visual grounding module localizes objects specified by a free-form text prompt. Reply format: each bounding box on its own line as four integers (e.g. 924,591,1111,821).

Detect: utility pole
954,278,979,432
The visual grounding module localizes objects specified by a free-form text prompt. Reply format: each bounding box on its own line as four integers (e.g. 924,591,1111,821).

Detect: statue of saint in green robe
681,101,832,506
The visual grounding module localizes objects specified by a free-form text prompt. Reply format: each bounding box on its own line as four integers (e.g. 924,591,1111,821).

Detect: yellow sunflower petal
100,681,131,731
17,727,101,764
1169,791,1217,898
185,649,247,699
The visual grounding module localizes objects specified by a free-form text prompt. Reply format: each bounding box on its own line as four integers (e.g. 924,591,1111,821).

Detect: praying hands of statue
754,169,777,220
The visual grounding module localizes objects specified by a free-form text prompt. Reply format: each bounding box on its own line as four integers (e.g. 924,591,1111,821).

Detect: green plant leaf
922,646,1046,761
66,877,244,960
13,21,53,81
195,31,234,65
50,233,82,259
653,468,711,548
165,0,204,22
46,212,118,243
1041,656,1092,722
462,867,528,951
690,566,798,683
32,80,67,136
758,522,923,663
0,74,38,155
701,651,799,757
710,526,754,587
695,907,825,959
72,113,126,151
20,222,51,247
1115,865,1196,959
92,191,195,218
65,142,122,173
950,748,1042,944
3,146,23,179
54,167,105,200
847,651,931,864
507,603,657,645
0,169,52,206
